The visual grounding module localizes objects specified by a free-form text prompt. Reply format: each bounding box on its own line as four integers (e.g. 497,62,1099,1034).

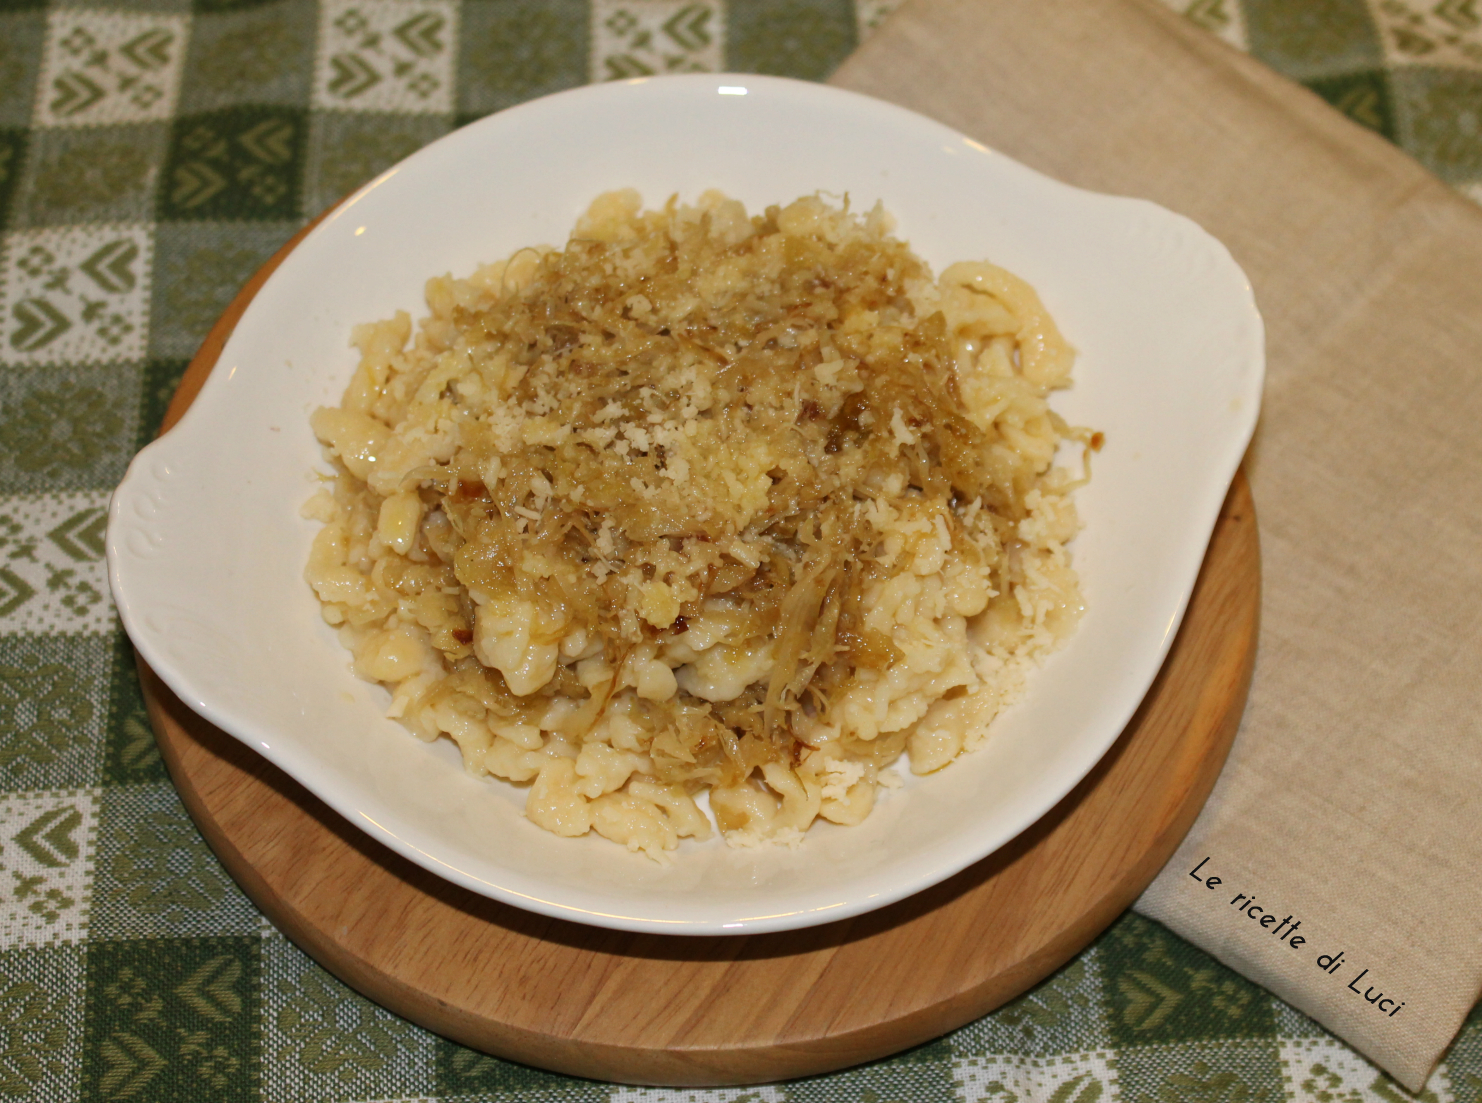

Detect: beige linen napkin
831,0,1482,1090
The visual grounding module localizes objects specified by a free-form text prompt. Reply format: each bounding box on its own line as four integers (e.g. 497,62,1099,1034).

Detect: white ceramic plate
107,74,1263,935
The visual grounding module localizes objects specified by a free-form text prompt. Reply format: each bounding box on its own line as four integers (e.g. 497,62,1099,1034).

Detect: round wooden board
139,215,1261,1087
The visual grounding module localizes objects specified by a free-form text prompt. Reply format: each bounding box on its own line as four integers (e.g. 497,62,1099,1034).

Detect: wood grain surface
139,214,1261,1087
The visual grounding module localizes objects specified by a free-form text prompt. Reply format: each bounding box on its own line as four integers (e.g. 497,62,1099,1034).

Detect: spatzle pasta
304,190,1095,859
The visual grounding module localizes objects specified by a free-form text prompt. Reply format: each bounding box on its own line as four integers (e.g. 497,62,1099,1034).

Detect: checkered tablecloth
0,0,1478,1099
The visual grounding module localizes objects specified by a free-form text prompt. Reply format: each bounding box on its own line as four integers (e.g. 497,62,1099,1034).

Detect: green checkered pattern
0,0,1478,1099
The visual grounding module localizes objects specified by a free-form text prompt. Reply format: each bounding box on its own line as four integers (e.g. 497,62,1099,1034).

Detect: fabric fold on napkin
831,0,1482,1090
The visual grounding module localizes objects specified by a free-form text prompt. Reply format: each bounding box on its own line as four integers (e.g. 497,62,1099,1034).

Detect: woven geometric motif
0,789,98,948
590,0,724,80
88,784,262,940
312,0,458,114
0,225,152,366
952,1053,1119,1103
0,492,112,637
33,10,188,129
0,636,107,795
260,933,434,1103
160,107,305,222
0,946,83,1100
1368,0,1482,71
1282,1037,1456,1103
79,937,262,1103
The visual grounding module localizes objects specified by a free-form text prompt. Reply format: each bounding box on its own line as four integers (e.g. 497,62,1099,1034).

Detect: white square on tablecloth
0,225,153,367
312,0,458,115
590,0,724,81
0,789,99,949
34,10,189,129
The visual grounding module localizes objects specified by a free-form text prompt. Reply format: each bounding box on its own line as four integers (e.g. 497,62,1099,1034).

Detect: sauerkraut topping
304,190,1094,859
